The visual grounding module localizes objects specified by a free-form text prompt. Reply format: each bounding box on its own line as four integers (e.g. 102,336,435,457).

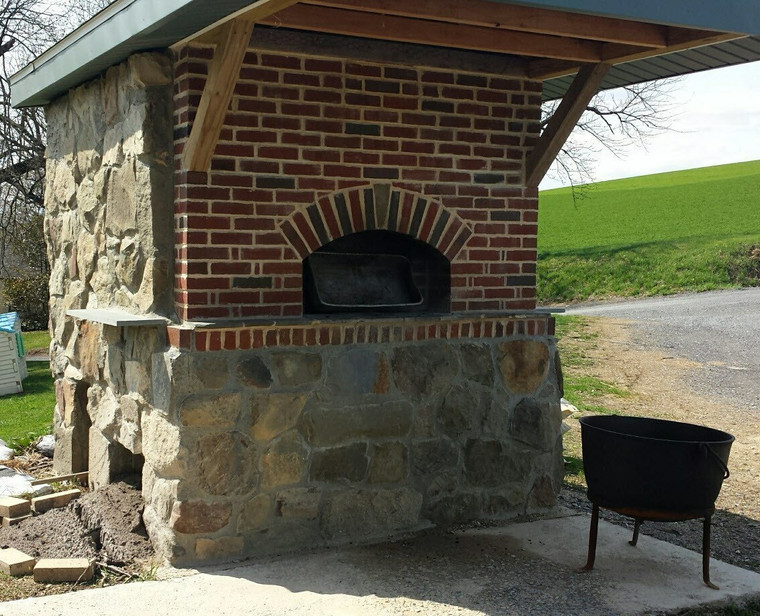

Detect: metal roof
543,36,760,100
11,0,266,107
10,0,760,108
495,0,760,36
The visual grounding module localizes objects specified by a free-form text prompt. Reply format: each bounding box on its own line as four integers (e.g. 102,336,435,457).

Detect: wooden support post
181,17,256,172
525,62,610,187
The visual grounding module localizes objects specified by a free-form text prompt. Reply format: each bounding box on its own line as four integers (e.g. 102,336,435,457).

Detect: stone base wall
142,319,563,563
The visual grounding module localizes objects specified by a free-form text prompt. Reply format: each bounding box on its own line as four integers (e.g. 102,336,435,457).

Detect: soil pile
0,481,154,569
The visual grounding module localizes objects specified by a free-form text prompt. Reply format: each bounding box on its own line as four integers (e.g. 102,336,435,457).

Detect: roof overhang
492,0,760,35
10,0,760,108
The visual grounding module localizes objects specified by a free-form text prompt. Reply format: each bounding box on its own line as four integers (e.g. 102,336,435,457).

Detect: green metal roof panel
503,1,760,36
542,36,760,100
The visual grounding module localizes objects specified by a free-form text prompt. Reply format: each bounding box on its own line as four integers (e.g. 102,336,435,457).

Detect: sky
539,61,760,190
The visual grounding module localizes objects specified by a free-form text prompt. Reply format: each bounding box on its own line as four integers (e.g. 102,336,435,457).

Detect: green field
537,160,760,303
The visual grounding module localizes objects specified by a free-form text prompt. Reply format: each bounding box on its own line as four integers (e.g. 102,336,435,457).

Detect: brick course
167,315,555,352
174,45,541,321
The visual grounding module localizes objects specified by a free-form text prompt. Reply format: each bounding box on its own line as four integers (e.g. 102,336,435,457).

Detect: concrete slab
3,511,759,616
479,513,760,614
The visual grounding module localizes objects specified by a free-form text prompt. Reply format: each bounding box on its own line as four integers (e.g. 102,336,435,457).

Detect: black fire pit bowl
580,415,734,512
578,414,734,589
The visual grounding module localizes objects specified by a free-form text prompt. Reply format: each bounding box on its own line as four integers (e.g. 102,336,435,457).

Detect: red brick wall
173,45,541,322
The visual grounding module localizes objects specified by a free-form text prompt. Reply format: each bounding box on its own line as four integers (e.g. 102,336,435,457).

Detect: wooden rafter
260,4,607,62
525,63,610,187
527,59,582,81
302,0,670,48
181,17,256,172
173,0,300,48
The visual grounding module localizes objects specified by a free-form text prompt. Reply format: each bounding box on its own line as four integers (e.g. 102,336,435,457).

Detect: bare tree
0,0,112,325
543,79,681,193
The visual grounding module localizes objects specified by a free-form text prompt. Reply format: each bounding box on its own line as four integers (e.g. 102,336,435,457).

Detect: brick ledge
167,314,556,352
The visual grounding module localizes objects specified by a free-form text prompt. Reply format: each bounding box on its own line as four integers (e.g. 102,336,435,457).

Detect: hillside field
537,160,760,303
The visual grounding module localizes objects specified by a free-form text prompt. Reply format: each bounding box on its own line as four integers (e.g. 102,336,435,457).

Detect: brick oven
163,42,563,561
11,0,760,564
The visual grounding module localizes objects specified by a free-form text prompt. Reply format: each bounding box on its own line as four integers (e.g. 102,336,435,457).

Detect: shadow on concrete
191,510,760,616
4,509,760,616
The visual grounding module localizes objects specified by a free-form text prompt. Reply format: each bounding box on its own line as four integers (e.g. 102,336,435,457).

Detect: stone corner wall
44,51,175,492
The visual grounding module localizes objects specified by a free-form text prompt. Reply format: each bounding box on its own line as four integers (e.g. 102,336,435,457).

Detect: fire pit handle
700,443,730,480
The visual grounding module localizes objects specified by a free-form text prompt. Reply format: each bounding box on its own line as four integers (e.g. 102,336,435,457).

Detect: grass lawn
21,330,51,354
1,331,54,450
538,160,760,303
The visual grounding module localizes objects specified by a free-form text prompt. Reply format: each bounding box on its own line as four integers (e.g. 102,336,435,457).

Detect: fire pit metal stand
582,503,718,589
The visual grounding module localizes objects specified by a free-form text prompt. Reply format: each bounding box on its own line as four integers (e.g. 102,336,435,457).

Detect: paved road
564,287,760,411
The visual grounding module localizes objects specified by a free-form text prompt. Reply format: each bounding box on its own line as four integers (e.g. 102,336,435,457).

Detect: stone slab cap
0,547,35,576
31,489,81,513
33,558,94,583
0,496,31,518
2,514,31,527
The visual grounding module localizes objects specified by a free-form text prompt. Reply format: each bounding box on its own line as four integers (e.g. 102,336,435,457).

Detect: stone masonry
43,40,564,564
44,52,174,480
144,329,563,563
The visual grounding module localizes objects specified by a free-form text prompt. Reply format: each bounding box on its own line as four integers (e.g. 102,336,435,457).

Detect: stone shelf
66,309,167,327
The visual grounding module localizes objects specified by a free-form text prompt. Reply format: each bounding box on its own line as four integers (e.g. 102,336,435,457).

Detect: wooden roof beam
173,0,299,48
528,59,582,81
260,4,605,62
181,17,256,172
302,0,670,47
525,63,610,187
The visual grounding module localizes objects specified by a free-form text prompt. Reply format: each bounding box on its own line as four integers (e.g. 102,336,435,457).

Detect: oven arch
279,185,473,262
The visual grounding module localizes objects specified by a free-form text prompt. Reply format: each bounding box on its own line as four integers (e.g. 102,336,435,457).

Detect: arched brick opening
279,185,473,261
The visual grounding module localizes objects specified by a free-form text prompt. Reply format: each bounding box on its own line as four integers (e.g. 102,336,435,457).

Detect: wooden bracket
181,17,256,172
525,63,610,187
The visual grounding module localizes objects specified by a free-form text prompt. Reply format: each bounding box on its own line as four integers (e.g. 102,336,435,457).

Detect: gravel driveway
564,287,760,411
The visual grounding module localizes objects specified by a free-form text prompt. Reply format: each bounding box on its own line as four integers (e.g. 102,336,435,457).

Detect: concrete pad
2,511,759,615
0,547,35,576
478,513,760,614
33,558,94,583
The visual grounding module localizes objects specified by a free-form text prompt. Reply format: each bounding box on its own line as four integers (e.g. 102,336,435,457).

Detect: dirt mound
74,482,152,566
0,508,97,560
0,481,153,571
